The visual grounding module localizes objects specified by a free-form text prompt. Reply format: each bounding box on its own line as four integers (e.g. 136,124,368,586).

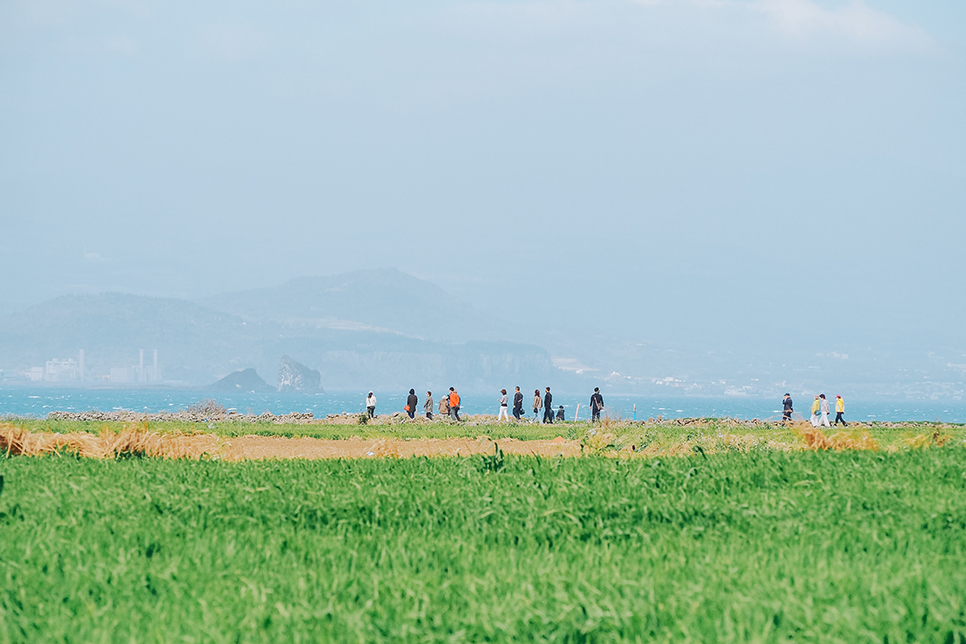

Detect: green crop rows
2,449,966,642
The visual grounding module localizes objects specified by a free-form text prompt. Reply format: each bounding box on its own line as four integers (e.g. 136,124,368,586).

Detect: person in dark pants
782,393,793,423
366,392,376,419
590,387,604,422
543,387,554,424
555,405,565,422
423,391,434,420
449,387,461,421
512,386,524,420
532,389,542,421
406,389,418,419
834,395,847,426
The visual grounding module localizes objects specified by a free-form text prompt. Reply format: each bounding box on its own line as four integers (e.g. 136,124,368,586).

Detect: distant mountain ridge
199,268,512,342
0,292,262,383
1,270,963,398
0,270,571,390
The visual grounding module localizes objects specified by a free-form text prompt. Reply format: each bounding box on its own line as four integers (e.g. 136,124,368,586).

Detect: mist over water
2,388,964,423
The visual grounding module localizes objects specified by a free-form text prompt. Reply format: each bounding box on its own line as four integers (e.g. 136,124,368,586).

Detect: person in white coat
497,389,509,422
819,394,831,427
366,392,377,419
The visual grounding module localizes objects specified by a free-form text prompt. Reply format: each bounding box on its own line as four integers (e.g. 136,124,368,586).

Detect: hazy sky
2,0,964,351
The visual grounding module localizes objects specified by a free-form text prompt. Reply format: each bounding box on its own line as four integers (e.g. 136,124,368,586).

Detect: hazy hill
206,368,275,393
0,293,267,383
198,268,514,342
0,279,572,391
0,274,962,398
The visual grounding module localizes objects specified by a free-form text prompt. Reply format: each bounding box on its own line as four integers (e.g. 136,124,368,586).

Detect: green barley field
2,447,966,642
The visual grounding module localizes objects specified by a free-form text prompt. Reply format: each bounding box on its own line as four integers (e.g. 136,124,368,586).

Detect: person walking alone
819,394,831,427
532,389,542,422
497,389,510,422
543,387,554,424
782,393,793,423
424,391,434,420
512,386,524,420
834,395,847,426
366,392,377,419
809,395,820,427
406,389,418,420
590,387,604,423
448,387,461,421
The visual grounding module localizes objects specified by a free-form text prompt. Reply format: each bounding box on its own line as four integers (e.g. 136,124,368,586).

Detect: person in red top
448,387,461,421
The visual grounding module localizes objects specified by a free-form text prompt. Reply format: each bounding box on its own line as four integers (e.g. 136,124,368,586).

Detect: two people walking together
529,387,555,423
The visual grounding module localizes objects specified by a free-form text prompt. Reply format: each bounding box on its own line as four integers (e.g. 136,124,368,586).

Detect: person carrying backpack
512,386,524,420
590,387,604,423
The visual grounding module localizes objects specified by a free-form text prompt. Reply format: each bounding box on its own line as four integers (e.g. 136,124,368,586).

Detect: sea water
1,387,964,423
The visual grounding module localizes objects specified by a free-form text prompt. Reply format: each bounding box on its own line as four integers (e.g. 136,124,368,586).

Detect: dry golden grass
903,429,952,450
0,423,218,459
796,424,879,451
1,422,952,461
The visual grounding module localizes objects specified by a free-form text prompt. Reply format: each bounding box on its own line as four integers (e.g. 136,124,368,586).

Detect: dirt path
221,435,581,459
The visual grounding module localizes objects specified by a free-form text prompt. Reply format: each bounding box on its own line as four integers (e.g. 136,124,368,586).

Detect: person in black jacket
590,387,604,422
406,389,418,420
543,387,554,424
512,386,524,420
782,393,793,423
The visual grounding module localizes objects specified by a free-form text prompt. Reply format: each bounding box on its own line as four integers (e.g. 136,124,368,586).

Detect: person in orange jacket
448,387,461,421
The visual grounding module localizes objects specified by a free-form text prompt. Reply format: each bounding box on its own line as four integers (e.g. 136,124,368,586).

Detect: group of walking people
394,388,464,421
366,386,608,424
525,387,559,423
782,393,847,427
495,386,606,423
367,388,465,421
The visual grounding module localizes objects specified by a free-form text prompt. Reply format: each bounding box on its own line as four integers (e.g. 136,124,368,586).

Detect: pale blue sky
1,0,964,354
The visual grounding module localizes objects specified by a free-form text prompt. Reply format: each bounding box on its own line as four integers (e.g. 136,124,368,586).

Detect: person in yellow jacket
809,395,821,427
834,395,847,426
